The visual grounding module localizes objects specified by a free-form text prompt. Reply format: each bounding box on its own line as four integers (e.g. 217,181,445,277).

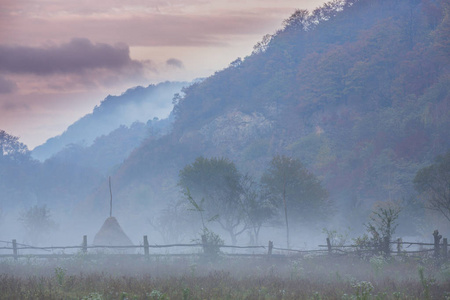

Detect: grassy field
0,253,449,299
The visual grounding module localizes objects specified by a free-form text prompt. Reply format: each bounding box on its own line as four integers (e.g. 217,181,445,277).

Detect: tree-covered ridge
32,81,188,161
0,117,167,210
114,0,449,221
1,0,449,241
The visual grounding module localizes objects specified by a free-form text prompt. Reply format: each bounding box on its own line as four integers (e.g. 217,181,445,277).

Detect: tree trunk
283,180,290,249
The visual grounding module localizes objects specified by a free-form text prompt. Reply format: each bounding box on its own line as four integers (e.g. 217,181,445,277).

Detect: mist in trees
414,151,450,223
177,156,329,246
32,81,188,161
0,0,449,255
261,155,329,248
178,157,254,245
19,205,57,245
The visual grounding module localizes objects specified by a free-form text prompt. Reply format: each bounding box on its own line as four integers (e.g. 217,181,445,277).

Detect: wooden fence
321,229,448,260
0,230,448,261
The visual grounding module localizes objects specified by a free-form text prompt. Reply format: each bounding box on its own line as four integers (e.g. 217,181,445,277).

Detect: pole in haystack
109,176,113,217
93,176,133,250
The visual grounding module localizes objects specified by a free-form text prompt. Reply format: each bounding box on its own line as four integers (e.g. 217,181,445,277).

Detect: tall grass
0,254,449,299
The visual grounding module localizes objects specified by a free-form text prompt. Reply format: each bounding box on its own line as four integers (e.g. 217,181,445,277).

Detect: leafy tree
0,131,37,208
354,202,401,257
0,130,29,160
19,205,57,245
414,151,450,222
283,9,310,31
366,203,401,255
179,157,246,245
252,34,273,54
261,155,329,248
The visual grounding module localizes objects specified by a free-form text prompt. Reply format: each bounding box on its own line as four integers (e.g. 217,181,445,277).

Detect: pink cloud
1,1,304,47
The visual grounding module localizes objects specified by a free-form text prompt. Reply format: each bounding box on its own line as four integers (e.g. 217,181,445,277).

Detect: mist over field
1,0,450,298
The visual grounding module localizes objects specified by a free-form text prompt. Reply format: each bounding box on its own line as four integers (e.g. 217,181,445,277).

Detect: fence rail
320,230,448,260
0,231,448,261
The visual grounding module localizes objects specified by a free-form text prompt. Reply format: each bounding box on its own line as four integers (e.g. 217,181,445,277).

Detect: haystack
93,216,133,247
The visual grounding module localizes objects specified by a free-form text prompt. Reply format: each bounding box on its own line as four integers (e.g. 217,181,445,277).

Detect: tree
148,201,193,244
184,189,224,257
261,155,329,248
19,205,57,245
366,202,401,256
0,130,36,208
354,202,401,257
414,151,450,222
0,130,29,160
252,34,273,54
283,9,310,31
178,157,246,245
239,175,275,245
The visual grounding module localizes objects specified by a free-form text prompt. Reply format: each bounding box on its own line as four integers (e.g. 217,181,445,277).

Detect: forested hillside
104,0,449,229
1,0,449,244
0,117,171,212
32,81,187,161
0,81,183,211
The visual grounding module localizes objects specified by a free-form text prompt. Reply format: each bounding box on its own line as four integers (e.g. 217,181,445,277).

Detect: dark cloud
0,38,143,75
166,58,185,69
0,75,17,94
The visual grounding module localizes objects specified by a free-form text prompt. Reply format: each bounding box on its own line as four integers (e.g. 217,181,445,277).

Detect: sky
0,0,327,150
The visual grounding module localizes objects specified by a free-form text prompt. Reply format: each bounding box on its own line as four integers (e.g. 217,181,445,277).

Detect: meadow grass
0,254,449,299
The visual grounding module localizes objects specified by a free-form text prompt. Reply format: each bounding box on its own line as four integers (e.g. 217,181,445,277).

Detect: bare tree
19,205,57,245
414,152,450,223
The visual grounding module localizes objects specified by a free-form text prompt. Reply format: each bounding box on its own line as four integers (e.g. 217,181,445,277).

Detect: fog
0,196,445,254
2,0,450,298
31,80,189,161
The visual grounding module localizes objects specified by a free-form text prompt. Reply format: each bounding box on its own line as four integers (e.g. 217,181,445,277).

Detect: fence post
443,238,448,261
268,241,273,256
397,238,402,254
326,238,332,254
143,235,149,258
12,239,18,261
383,236,391,257
82,235,87,254
201,234,208,255
433,230,442,258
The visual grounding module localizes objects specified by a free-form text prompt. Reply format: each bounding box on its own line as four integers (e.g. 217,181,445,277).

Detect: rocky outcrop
199,110,273,153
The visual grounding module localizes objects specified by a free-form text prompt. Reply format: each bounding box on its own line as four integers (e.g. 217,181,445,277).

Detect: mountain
0,80,186,212
48,116,173,176
95,0,450,226
32,81,188,161
0,117,174,216
2,0,449,242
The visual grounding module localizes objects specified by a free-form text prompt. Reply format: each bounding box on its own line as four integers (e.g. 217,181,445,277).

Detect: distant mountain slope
98,0,449,217
32,81,188,161
0,112,174,214
49,116,173,176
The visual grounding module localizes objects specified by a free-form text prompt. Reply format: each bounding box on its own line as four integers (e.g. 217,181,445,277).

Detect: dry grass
0,254,449,299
